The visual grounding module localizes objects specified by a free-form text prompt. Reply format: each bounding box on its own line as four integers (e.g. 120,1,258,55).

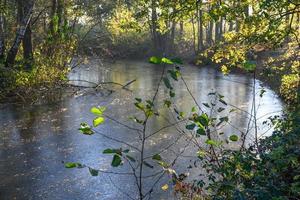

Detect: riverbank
194,46,299,106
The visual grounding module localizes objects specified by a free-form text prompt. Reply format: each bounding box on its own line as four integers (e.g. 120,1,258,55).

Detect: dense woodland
0,0,299,199
0,0,299,103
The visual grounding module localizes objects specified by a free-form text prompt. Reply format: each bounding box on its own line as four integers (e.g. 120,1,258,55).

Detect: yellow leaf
93,117,105,127
161,184,169,191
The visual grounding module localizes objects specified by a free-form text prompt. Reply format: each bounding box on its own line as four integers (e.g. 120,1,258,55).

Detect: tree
0,0,6,61
17,0,33,69
196,1,204,51
5,0,34,68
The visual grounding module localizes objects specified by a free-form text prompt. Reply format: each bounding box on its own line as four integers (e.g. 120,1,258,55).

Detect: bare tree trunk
23,23,33,69
284,5,290,42
207,19,213,46
49,0,57,35
215,18,220,43
168,21,176,54
179,20,184,38
235,19,240,32
244,4,249,17
5,0,34,68
191,15,197,54
223,18,226,34
219,17,223,40
151,0,160,55
57,0,64,33
0,0,5,61
197,1,203,51
17,0,34,69
235,0,240,32
229,21,234,31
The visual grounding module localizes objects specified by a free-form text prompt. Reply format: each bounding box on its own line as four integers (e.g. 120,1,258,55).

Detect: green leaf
219,116,229,124
205,139,218,146
259,89,266,97
152,154,162,161
161,57,173,64
179,112,185,118
203,103,210,108
90,106,106,116
111,154,122,167
149,56,161,64
196,126,206,136
169,90,175,98
129,116,144,124
163,77,172,89
164,100,171,108
229,109,236,113
197,150,206,158
126,155,136,162
191,107,197,112
158,161,169,168
217,107,225,113
88,167,99,176
123,149,130,153
218,94,224,99
208,92,216,96
79,123,94,135
219,99,227,105
171,58,183,64
135,98,142,103
168,69,180,81
93,117,105,127
134,102,144,110
229,134,239,142
65,162,78,168
196,113,209,127
146,100,154,107
103,148,118,154
186,123,196,130
143,161,154,168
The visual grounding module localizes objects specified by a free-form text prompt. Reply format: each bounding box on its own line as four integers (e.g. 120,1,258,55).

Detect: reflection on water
0,59,282,200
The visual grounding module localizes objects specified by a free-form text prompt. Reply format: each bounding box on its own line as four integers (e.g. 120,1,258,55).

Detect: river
0,59,283,200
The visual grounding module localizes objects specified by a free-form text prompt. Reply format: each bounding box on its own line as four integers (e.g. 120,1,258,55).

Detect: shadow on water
0,59,282,199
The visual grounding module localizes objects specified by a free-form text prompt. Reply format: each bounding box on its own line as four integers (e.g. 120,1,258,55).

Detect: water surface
0,59,283,199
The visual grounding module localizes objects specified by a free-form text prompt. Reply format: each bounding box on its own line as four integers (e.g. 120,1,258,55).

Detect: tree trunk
49,0,57,35
168,21,176,54
57,0,64,33
235,19,240,32
0,0,5,61
179,21,184,38
17,0,34,69
244,4,249,17
223,18,226,34
151,0,160,55
197,1,203,51
219,17,223,40
191,15,197,54
235,1,240,32
229,21,234,31
23,23,33,69
207,19,213,46
215,18,220,42
49,0,64,36
5,0,34,68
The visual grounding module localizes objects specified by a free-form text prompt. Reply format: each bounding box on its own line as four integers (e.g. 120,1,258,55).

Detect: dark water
0,59,282,200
